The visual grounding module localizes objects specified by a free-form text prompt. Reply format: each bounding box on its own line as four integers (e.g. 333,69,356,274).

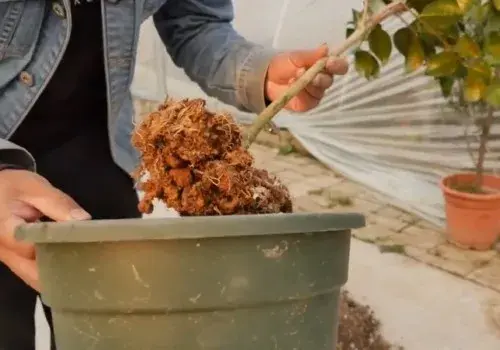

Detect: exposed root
132,98,292,216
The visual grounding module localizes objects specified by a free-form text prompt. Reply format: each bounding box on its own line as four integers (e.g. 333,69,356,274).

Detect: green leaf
484,32,500,65
485,82,500,106
419,0,463,32
406,35,425,72
407,0,436,12
368,25,392,64
454,34,480,58
465,60,491,82
463,71,487,102
456,0,474,12
484,8,500,35
393,27,412,56
469,2,491,23
354,50,380,79
426,51,460,76
438,77,455,97
493,0,500,11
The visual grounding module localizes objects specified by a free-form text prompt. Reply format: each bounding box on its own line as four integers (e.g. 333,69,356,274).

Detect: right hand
0,169,90,290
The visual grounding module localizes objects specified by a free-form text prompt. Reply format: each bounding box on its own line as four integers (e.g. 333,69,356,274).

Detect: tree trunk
475,106,494,189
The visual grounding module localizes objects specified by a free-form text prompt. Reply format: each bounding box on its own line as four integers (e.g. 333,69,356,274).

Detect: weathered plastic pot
16,212,364,350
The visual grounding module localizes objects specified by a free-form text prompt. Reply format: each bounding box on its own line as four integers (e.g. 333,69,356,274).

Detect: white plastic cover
131,1,500,227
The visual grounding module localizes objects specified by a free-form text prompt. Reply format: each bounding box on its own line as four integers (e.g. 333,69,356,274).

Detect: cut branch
243,0,408,149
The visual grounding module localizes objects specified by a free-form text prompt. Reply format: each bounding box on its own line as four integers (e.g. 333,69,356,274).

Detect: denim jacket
0,0,275,173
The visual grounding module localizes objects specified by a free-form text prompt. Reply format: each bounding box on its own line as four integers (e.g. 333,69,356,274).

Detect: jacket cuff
0,140,36,172
237,46,278,113
0,163,26,172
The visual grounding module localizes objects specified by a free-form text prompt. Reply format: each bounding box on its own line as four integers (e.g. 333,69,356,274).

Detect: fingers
326,57,349,75
0,244,39,291
9,199,42,222
19,178,90,222
288,44,329,68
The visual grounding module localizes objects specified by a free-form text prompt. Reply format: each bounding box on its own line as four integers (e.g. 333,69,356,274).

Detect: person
0,0,348,348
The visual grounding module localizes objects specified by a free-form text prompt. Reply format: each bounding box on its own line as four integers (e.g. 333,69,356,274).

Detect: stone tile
309,194,331,207
357,191,384,203
434,244,497,269
375,206,419,224
303,175,343,189
365,213,410,233
404,246,478,276
275,154,316,166
352,224,394,242
324,181,364,199
295,163,331,177
259,160,291,174
287,181,323,198
273,170,308,185
329,198,381,215
378,226,445,250
292,196,333,213
414,219,443,231
467,257,500,292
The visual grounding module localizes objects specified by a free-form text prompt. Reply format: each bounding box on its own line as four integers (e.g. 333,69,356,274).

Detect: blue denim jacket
0,0,275,173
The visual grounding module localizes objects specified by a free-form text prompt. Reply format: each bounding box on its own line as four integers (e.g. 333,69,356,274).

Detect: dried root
132,98,292,216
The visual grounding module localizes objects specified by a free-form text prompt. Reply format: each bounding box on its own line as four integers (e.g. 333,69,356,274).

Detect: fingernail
69,209,91,221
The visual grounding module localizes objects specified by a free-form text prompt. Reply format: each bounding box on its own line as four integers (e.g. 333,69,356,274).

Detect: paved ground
249,143,500,295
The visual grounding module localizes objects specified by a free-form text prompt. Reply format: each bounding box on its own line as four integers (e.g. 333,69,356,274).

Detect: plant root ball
132,98,292,216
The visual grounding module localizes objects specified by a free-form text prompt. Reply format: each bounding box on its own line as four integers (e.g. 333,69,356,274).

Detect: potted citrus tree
343,0,500,250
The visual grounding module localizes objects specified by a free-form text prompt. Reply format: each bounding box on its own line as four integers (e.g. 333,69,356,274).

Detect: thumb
20,181,90,222
288,43,329,68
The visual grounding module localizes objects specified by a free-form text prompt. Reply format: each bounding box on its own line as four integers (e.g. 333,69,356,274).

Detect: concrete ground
35,144,500,349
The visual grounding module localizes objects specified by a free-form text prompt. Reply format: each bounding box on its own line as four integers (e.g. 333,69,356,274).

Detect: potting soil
132,98,292,215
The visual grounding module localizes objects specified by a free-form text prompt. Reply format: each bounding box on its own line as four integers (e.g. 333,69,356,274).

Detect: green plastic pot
16,212,364,350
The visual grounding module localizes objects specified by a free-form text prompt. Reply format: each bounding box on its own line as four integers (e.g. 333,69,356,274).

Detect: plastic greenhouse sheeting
131,0,500,227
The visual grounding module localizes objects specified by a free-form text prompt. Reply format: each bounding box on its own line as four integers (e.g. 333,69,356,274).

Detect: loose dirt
338,291,399,350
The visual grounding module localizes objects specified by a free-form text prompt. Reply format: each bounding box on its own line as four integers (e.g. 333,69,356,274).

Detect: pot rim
15,212,365,243
440,172,500,201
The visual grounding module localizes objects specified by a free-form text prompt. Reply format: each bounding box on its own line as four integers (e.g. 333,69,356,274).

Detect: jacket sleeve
0,139,36,171
152,0,277,113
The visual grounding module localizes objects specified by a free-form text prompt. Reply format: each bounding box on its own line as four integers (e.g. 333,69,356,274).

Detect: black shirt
11,0,108,159
8,1,141,221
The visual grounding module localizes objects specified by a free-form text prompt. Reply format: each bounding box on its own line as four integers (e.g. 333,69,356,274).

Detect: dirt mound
338,291,398,350
132,98,292,216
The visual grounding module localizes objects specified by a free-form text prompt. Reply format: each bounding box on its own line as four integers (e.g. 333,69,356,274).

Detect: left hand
265,44,349,112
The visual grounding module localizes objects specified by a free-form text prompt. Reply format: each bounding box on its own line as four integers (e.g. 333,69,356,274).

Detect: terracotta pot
440,173,500,250
16,212,364,350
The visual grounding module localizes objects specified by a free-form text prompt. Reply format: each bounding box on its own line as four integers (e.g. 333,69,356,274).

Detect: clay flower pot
440,173,500,250
16,212,364,350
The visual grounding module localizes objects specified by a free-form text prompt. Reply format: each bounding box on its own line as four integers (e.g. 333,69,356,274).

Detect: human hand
0,169,90,290
265,44,349,112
